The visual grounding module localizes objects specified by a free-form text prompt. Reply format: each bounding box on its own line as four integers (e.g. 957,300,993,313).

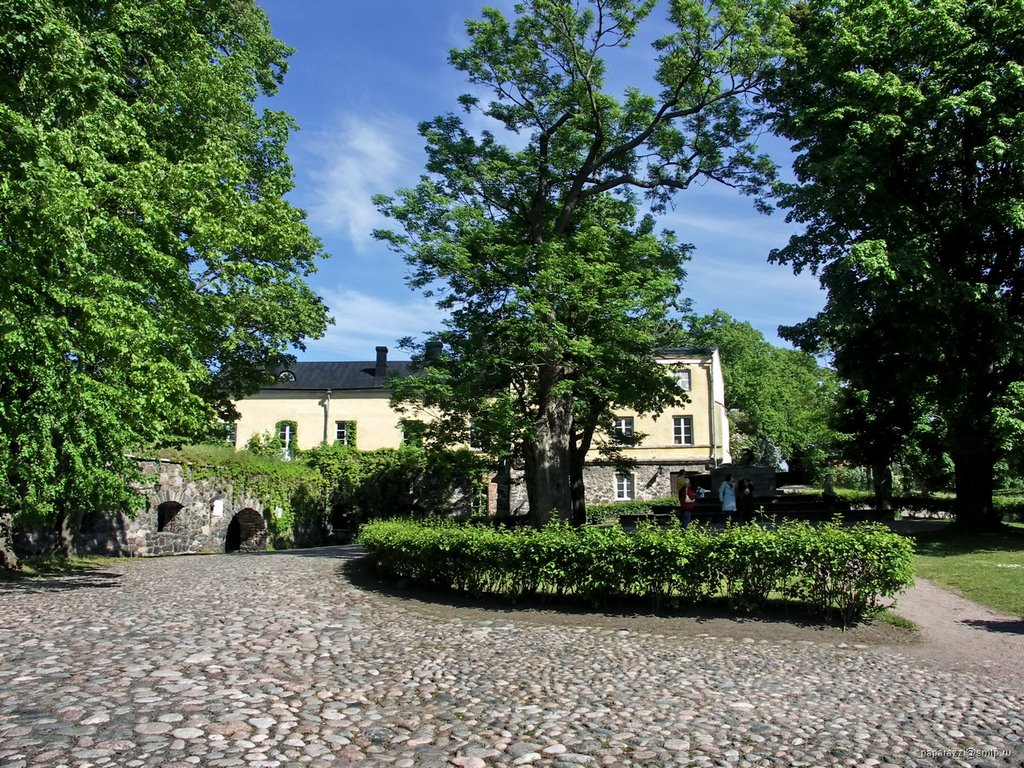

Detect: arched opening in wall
157,501,184,533
225,508,267,553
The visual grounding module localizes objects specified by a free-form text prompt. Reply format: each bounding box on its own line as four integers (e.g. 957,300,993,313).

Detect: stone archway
225,508,267,553
157,501,184,533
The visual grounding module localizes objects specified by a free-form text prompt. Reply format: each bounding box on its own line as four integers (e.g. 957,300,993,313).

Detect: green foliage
376,0,790,525
587,497,678,522
685,311,839,471
783,521,915,627
0,0,330,562
301,442,490,527
244,430,285,457
359,518,914,625
764,0,1024,530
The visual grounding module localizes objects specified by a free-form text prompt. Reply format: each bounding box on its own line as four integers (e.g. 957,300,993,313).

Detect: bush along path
358,519,914,627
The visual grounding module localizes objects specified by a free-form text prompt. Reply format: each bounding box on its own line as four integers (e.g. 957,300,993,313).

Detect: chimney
375,346,388,382
425,341,443,363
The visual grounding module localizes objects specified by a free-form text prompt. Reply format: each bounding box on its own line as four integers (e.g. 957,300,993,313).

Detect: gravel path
1,547,1021,768
892,578,1024,678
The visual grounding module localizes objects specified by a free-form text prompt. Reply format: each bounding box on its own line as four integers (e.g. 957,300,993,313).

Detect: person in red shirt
678,475,697,527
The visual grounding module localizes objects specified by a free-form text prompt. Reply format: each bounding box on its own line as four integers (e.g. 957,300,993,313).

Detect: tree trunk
523,393,574,527
0,508,19,570
568,442,587,528
871,462,893,511
55,506,86,560
951,447,1001,532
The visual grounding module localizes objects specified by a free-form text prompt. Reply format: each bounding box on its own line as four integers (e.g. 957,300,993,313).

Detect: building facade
231,346,730,509
579,347,731,508
232,347,416,453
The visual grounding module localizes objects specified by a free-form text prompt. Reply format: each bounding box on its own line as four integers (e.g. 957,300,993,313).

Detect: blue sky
255,1,825,362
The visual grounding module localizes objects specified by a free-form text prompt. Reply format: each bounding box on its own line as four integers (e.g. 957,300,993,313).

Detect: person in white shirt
719,473,737,521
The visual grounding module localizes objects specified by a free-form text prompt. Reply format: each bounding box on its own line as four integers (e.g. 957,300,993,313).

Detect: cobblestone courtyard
1,547,1021,767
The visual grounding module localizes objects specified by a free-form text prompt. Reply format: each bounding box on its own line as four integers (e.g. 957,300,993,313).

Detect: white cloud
683,252,825,347
300,115,417,252
298,288,447,361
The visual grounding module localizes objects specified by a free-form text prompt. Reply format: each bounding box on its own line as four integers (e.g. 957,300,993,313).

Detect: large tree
0,0,330,566
764,0,1024,530
375,0,789,525
685,310,838,471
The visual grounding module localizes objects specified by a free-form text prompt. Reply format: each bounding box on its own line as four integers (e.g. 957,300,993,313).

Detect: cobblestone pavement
1,547,1021,768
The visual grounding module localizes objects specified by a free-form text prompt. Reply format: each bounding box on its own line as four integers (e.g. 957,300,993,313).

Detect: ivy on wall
154,442,491,547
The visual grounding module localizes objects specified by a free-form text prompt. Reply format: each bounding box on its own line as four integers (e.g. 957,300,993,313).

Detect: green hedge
587,497,678,522
359,519,914,626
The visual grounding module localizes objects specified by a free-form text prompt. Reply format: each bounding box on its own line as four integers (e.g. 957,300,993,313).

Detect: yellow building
231,346,730,506
589,347,731,505
232,347,416,453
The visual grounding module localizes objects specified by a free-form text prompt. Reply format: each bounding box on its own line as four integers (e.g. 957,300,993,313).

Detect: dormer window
278,370,296,382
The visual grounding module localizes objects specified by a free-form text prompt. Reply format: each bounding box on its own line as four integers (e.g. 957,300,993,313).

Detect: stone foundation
498,461,712,518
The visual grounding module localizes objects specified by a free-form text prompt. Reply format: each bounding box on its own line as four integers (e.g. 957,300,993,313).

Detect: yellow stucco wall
232,389,408,451
231,349,729,465
593,350,731,466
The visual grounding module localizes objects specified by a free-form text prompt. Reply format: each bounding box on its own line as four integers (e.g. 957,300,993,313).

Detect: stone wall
15,460,272,559
710,463,777,498
500,461,710,518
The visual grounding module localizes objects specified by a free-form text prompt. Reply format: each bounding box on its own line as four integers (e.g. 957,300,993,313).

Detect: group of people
676,472,756,527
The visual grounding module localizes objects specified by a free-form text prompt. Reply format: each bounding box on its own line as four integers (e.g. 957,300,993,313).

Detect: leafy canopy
764,0,1024,527
0,1,330,535
375,0,790,522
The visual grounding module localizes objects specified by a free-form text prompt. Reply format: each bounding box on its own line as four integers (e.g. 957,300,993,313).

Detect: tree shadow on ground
340,554,905,644
910,523,1024,557
0,568,123,593
959,618,1024,635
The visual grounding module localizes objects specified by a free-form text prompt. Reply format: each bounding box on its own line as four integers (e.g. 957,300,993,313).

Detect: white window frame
672,415,694,446
278,422,295,450
615,472,635,500
613,415,634,440
335,421,351,446
675,369,692,391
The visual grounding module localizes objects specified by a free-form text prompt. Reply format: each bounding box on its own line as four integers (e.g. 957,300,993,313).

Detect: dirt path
888,577,1024,675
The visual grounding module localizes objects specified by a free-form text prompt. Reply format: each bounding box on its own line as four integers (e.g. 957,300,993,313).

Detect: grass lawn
910,521,1024,616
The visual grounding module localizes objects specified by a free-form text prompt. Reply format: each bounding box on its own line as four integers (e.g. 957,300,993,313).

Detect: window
278,370,296,382
402,420,426,447
672,415,694,446
468,421,482,452
675,369,692,391
613,416,634,440
276,420,297,458
615,473,635,500
335,420,355,446
225,422,237,447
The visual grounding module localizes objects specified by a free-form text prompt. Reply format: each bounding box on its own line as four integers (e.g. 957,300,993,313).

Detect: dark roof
264,361,415,391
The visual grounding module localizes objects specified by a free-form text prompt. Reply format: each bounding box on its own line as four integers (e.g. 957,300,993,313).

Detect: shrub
712,522,805,610
784,521,915,626
587,497,678,523
358,518,914,625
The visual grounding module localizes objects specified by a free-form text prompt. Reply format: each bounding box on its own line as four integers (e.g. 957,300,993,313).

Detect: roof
262,361,415,391
656,346,718,359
